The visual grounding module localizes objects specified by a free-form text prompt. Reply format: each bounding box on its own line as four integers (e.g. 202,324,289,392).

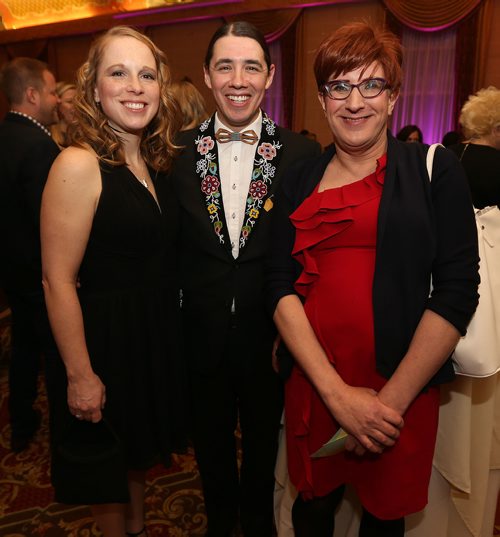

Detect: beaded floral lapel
194,113,283,250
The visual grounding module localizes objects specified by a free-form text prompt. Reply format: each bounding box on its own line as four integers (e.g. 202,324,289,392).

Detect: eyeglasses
322,77,390,100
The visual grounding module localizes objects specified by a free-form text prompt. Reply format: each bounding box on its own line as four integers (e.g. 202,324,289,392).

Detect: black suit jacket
171,119,320,372
0,113,60,292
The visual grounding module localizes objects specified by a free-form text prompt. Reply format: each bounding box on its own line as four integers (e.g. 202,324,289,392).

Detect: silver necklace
128,166,149,189
9,110,52,137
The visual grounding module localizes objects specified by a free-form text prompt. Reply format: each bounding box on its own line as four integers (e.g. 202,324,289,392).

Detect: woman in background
41,26,185,537
170,76,208,130
407,86,500,537
396,124,423,143
51,82,76,147
449,86,500,208
267,22,478,537
441,130,461,148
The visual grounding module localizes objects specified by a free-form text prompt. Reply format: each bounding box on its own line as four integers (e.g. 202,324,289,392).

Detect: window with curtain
391,27,456,144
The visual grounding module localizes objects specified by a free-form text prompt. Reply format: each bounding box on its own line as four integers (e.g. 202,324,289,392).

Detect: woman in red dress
266,23,479,537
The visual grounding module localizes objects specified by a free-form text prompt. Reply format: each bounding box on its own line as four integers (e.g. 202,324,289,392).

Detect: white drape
391,27,456,144
263,39,285,127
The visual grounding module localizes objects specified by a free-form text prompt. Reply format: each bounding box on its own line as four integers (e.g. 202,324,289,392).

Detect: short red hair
314,22,402,95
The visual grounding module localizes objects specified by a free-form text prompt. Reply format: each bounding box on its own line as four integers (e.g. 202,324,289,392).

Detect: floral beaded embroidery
199,117,210,132
263,114,276,136
194,113,282,248
197,135,214,155
195,126,225,243
239,136,282,247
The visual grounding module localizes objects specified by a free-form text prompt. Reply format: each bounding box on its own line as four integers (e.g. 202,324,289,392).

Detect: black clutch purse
57,416,121,464
53,415,130,504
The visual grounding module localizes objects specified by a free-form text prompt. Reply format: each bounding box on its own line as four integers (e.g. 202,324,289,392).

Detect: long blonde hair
171,77,209,130
51,82,76,148
70,26,181,171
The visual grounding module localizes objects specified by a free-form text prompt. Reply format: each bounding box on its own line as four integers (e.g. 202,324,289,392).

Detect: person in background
51,81,76,148
41,26,186,537
406,86,500,537
171,76,209,131
266,22,479,537
448,86,500,208
396,124,423,143
0,57,60,453
170,20,320,537
299,129,318,142
441,130,461,148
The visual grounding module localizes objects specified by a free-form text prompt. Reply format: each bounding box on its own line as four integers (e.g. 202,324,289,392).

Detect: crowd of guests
0,18,497,537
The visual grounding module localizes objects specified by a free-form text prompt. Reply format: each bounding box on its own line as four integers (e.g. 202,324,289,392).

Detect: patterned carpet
2,305,500,537
0,314,208,537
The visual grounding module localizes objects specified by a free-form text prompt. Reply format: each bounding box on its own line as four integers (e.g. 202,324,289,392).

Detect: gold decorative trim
0,0,196,29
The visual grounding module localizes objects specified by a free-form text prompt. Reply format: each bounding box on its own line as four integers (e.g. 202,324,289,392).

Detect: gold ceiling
0,0,196,30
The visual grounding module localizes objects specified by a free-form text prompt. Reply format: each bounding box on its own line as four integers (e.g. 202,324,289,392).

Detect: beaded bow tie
215,128,258,145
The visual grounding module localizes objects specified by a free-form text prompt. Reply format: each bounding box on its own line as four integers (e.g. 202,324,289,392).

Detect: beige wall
483,0,500,89
49,33,94,84
1,1,499,130
149,18,223,118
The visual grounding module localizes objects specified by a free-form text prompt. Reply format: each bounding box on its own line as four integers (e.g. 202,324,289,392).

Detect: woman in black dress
41,26,185,537
449,86,500,208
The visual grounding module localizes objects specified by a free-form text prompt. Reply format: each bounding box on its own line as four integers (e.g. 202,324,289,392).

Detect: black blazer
0,113,60,292
448,142,500,208
171,119,321,371
266,134,480,386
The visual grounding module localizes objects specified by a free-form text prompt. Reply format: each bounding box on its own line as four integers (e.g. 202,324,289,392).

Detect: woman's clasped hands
327,384,404,457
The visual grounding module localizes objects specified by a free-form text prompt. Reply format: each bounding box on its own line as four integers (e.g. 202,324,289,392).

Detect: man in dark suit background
171,22,320,537
0,57,60,452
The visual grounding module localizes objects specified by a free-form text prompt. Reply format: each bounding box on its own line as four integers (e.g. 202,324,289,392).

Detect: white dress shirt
215,111,262,259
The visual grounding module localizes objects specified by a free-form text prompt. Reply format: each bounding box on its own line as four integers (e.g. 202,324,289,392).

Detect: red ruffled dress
285,155,440,520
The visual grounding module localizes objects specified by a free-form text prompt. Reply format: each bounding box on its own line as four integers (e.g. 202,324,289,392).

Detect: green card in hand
311,428,348,458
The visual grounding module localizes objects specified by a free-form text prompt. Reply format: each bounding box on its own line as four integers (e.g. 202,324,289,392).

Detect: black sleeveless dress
48,163,187,504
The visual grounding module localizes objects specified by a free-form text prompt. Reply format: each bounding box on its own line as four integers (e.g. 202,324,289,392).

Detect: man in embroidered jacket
170,21,320,537
0,58,60,452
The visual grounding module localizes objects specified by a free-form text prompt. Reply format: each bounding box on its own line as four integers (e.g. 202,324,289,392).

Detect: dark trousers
189,327,282,537
6,289,58,439
292,486,405,537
